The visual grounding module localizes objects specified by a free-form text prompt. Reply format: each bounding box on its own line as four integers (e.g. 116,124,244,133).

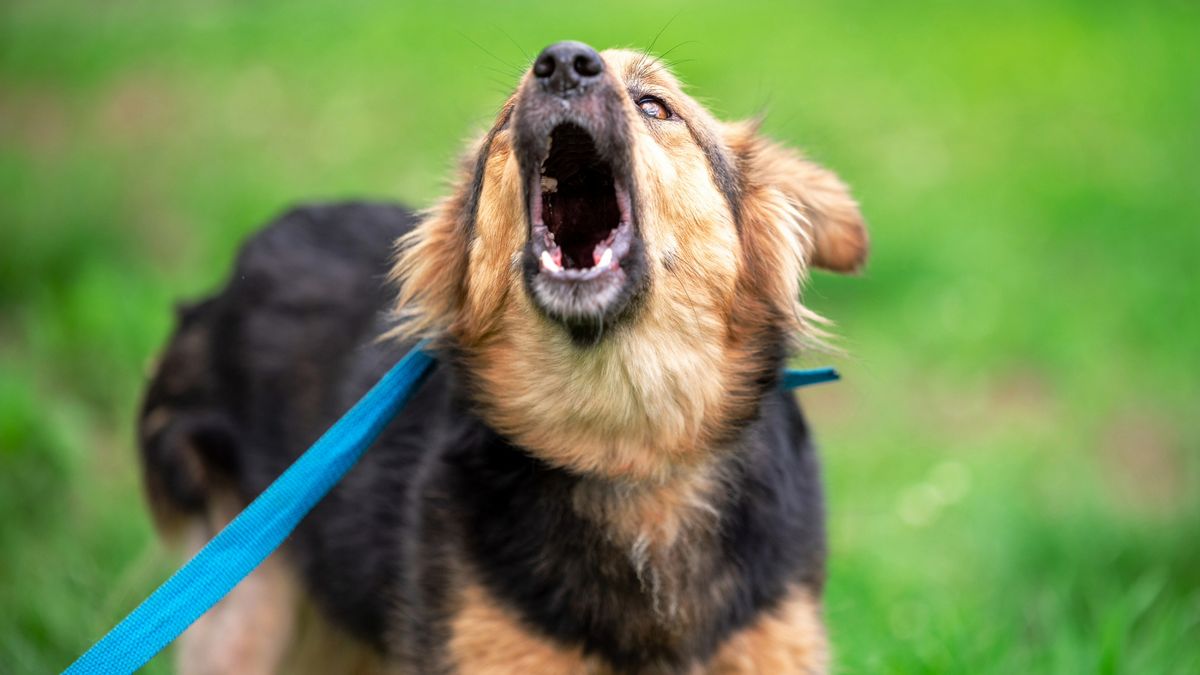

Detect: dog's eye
637,96,672,120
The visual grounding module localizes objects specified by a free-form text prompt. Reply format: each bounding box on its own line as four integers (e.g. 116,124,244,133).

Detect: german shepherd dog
139,42,868,674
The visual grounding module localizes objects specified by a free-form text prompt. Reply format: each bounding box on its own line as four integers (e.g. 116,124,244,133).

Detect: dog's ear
726,121,869,274
389,186,472,340
391,120,507,340
391,107,518,341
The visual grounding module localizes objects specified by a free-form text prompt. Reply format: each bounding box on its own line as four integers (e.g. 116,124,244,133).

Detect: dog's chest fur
376,380,826,673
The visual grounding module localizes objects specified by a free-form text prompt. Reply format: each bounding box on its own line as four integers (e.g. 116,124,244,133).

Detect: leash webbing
781,366,839,389
62,341,834,674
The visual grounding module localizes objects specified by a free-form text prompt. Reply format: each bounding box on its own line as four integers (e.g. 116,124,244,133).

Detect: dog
138,42,868,674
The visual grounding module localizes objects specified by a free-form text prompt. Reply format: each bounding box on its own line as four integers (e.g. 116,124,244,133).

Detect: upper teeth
540,176,558,193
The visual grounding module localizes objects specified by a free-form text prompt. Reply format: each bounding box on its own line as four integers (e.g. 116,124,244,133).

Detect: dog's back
138,202,436,652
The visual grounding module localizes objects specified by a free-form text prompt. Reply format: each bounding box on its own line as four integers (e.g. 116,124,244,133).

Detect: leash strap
63,340,436,675
781,366,839,389
63,342,834,673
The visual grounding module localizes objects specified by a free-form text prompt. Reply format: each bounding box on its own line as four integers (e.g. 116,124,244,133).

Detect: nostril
573,53,602,78
534,54,556,79
533,41,602,96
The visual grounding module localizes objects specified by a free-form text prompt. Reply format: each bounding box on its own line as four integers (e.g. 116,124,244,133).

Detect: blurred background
2,0,1197,672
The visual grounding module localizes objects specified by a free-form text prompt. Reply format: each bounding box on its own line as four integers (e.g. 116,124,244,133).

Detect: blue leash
780,366,839,390
63,341,836,674
64,340,436,675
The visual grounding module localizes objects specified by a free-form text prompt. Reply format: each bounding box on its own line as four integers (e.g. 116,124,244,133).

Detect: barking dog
139,42,868,674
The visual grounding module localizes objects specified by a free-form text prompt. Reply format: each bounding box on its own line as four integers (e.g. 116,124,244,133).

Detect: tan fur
707,586,829,674
449,582,606,675
448,580,826,675
571,462,724,554
570,461,736,625
388,143,481,341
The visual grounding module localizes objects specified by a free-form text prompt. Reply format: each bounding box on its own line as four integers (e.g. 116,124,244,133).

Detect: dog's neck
450,419,756,642
452,310,785,483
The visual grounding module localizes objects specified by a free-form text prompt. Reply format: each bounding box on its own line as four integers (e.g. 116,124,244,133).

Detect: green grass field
2,1,1198,672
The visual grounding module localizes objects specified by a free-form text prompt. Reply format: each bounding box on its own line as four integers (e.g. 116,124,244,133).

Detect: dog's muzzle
514,42,648,342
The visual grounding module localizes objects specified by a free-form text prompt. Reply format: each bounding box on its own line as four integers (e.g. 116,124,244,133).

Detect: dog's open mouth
530,123,633,280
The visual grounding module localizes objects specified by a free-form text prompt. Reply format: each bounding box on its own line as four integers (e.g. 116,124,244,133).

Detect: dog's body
140,45,867,674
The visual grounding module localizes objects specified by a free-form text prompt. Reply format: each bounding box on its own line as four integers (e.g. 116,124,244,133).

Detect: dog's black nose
533,41,603,96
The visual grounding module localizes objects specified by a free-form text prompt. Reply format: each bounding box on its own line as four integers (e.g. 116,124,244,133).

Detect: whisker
459,32,524,74
496,25,533,65
636,11,682,76
483,64,525,82
645,12,681,59
655,40,697,65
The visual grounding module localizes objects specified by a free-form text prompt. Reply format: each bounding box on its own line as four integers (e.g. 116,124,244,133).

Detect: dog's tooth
541,176,558,194
598,247,613,268
540,250,561,272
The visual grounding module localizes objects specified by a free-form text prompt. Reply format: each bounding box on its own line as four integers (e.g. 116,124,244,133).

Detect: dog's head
393,43,867,480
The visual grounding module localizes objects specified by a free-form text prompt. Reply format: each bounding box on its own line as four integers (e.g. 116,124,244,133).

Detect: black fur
140,202,826,672
441,392,824,671
681,116,743,230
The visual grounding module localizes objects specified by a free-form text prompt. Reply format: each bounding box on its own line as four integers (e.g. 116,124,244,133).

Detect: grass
2,0,1198,672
